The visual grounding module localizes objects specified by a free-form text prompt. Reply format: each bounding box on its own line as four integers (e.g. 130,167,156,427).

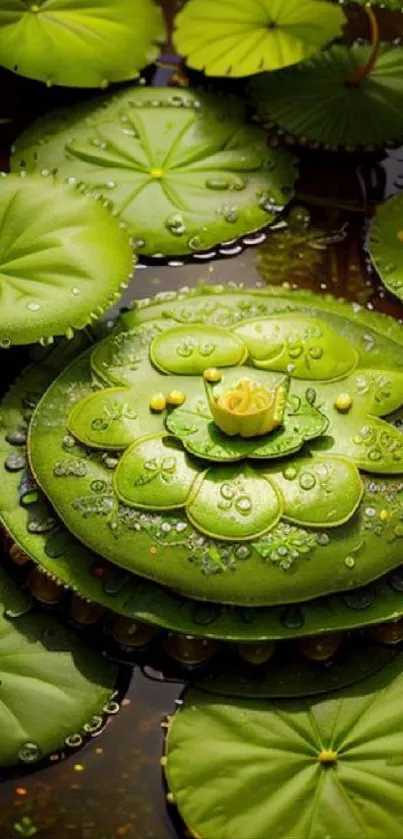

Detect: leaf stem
347,7,380,87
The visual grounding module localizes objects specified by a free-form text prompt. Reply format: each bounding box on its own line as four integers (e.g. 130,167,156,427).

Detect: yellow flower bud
149,393,166,413
166,390,186,407
203,368,222,383
334,393,352,413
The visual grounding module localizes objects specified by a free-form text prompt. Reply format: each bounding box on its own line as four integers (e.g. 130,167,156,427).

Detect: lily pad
0,564,117,768
250,44,403,149
173,0,346,76
165,655,403,839
186,465,282,540
233,315,358,380
150,325,248,375
68,386,164,449
369,193,403,303
115,435,200,509
0,173,133,347
0,0,165,87
11,86,298,258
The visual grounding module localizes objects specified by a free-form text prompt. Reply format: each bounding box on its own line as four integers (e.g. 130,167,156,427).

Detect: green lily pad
186,465,282,540
233,315,358,380
68,386,165,450
369,193,403,303
115,435,200,509
0,173,133,347
0,564,117,768
11,87,298,258
150,325,247,375
0,0,165,87
166,655,403,839
265,455,363,527
173,0,346,77
250,45,403,149
194,642,396,698
5,331,403,638
23,286,403,607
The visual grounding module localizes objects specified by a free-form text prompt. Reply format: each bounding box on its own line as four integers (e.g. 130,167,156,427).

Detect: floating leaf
250,45,403,149
369,193,403,303
0,565,117,768
150,325,247,375
174,0,346,76
12,87,298,257
0,0,165,87
166,656,403,839
115,435,200,509
0,174,133,347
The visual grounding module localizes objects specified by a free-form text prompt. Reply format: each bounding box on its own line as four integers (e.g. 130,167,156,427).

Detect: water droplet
299,472,316,491
234,545,251,560
71,287,80,296
19,742,41,764
223,207,238,224
188,235,202,251
344,555,355,569
62,434,76,449
65,733,83,748
318,533,330,545
6,428,27,445
5,454,26,471
27,302,40,312
281,605,304,629
309,346,323,360
91,479,107,493
28,516,56,534
236,496,252,514
221,483,236,500
205,178,231,190
165,213,186,237
365,507,377,517
283,466,297,480
20,490,39,507
0,337,11,348
343,587,375,610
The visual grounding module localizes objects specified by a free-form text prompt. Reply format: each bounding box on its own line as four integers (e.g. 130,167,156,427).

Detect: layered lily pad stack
1,285,403,661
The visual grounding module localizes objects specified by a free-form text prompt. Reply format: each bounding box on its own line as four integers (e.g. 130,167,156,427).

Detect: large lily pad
0,173,133,347
173,0,346,76
27,286,403,607
11,87,298,258
0,564,117,768
369,193,403,303
165,655,403,839
250,44,403,149
0,0,165,87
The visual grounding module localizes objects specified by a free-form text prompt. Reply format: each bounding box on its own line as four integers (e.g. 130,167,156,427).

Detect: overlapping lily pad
250,44,403,149
0,564,117,768
25,286,403,607
11,86,298,258
165,655,403,839
0,174,133,347
0,0,165,87
173,0,346,76
369,193,403,303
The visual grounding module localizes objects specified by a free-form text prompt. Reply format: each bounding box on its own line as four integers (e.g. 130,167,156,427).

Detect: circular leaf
0,565,117,768
0,174,133,347
250,44,403,149
369,193,403,302
0,0,165,87
11,87,298,257
174,0,346,76
166,656,403,839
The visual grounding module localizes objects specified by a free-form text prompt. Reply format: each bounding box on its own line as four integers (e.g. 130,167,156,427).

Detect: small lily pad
174,0,346,76
266,455,364,527
11,87,298,257
187,464,282,540
150,325,248,375
165,655,403,839
233,315,358,380
115,435,200,509
0,0,165,87
369,193,403,303
68,387,165,449
0,174,133,347
250,45,403,149
0,565,117,768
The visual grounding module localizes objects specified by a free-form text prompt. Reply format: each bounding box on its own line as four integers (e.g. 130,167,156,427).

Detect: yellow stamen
317,749,338,764
150,168,164,179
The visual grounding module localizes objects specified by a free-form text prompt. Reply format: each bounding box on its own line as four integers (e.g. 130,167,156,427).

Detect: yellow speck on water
334,393,353,413
150,168,164,179
380,509,389,521
149,393,166,412
167,390,186,407
73,764,85,773
317,749,338,764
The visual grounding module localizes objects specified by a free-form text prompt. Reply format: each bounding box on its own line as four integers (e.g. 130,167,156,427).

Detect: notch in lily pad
205,373,289,438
